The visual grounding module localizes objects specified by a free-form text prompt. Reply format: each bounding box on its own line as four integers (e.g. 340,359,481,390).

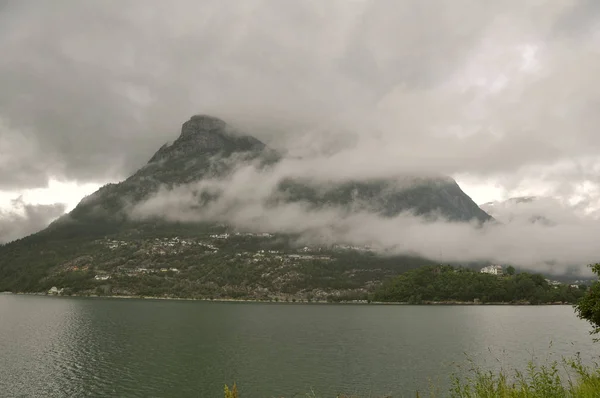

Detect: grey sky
1,1,598,187
0,197,65,243
1,1,600,268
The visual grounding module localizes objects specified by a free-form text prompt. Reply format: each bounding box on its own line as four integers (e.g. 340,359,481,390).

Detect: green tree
506,265,516,276
575,263,600,338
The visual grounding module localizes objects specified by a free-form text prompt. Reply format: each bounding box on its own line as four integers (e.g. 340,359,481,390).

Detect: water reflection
0,295,88,397
1,296,598,398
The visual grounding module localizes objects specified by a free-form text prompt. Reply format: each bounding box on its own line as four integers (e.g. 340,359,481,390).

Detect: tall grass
225,355,600,397
450,354,600,398
224,383,239,398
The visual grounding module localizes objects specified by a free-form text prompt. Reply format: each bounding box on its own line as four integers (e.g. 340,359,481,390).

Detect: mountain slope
59,115,272,225
0,115,492,299
278,177,490,222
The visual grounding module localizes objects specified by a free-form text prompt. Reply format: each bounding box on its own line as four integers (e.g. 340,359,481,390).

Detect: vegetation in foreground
448,355,600,398
575,263,600,340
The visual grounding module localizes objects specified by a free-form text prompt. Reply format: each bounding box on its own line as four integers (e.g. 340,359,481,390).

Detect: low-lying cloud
482,196,599,225
130,160,600,276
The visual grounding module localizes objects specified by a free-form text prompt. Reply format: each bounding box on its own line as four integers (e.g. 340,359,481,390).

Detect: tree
574,263,600,339
506,266,516,276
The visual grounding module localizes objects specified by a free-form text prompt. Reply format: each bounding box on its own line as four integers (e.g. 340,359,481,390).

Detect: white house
48,286,63,295
94,275,111,281
480,265,503,275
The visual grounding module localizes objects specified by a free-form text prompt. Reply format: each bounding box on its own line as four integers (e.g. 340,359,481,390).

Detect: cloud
0,197,66,243
1,0,600,202
129,161,600,276
481,196,596,225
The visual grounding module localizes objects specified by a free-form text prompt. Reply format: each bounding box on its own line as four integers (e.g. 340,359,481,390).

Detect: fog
131,157,599,276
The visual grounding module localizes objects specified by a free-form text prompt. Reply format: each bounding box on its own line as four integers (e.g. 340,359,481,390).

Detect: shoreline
9,292,575,306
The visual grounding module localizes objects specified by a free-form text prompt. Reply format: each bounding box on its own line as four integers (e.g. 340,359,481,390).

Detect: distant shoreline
9,292,574,306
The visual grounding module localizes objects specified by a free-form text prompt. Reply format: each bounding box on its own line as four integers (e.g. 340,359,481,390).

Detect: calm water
1,295,598,397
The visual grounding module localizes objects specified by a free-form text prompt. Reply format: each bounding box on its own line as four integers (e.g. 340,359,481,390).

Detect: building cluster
287,254,332,261
333,244,374,252
122,267,180,277
210,233,230,239
234,250,332,264
104,239,129,250
545,279,562,286
480,265,503,275
233,232,274,238
101,237,219,256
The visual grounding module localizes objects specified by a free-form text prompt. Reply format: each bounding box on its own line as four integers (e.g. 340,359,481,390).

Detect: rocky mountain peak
180,114,228,139
148,115,266,164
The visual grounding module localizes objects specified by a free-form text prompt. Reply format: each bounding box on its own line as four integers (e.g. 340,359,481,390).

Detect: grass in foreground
225,355,600,397
449,355,600,398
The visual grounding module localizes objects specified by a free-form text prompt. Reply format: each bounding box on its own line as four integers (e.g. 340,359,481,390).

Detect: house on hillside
480,265,503,276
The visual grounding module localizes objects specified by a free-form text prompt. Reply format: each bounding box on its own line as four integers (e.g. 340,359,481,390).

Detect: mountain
58,115,491,228
56,115,276,226
0,115,492,300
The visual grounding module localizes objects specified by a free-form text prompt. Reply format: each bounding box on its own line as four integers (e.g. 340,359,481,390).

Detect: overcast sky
1,1,600,262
